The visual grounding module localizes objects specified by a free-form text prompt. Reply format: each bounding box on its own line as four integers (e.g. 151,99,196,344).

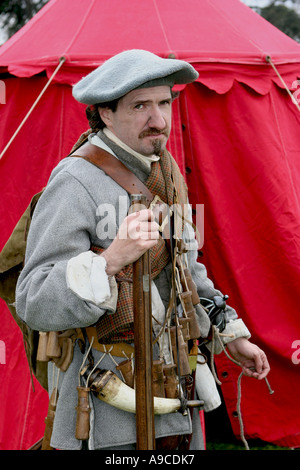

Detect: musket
131,194,155,450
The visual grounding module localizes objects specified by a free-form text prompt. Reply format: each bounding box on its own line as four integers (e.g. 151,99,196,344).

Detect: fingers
129,221,160,240
242,349,270,380
254,354,270,380
254,348,270,380
227,339,270,381
120,209,160,242
103,209,160,275
127,208,155,225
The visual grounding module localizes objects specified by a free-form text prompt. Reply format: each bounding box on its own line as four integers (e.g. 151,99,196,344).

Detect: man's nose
147,107,166,129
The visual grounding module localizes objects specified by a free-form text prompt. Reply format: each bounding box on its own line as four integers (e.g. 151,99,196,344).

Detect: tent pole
0,56,66,160
265,55,300,113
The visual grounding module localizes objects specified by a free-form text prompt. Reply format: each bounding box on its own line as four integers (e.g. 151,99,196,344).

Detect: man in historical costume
16,50,270,450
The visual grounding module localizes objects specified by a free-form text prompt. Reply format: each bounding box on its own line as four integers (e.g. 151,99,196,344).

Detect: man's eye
134,104,144,110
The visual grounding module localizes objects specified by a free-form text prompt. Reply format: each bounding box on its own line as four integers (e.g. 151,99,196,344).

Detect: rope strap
210,326,274,450
0,56,66,160
265,55,300,113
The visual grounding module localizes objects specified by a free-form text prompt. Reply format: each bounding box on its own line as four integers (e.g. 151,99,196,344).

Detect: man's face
99,86,172,156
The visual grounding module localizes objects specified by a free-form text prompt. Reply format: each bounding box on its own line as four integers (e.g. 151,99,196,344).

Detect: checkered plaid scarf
92,150,188,344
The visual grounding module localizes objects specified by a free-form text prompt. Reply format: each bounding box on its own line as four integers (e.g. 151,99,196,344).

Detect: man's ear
98,107,112,127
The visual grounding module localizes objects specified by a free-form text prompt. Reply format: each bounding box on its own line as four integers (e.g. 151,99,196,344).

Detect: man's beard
152,139,163,156
139,128,169,156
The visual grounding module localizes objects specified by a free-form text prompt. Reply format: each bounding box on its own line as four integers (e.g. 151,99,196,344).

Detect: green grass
206,439,291,451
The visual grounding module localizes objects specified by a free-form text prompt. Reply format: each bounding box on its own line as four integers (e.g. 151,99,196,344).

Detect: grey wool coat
16,131,250,450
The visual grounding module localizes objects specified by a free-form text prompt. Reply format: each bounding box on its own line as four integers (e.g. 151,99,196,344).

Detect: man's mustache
139,128,169,138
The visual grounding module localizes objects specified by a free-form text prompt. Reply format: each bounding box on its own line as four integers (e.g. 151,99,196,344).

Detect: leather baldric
69,140,173,345
71,142,154,206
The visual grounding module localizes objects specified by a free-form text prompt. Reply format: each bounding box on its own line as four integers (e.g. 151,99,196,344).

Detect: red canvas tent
1,0,300,450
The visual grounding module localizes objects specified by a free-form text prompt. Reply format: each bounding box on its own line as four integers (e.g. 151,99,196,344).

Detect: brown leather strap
85,326,135,357
71,142,153,206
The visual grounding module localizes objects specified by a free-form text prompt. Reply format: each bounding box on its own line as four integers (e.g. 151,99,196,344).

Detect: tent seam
152,0,172,53
269,89,300,216
58,87,65,159
62,0,97,56
19,380,32,450
206,0,267,60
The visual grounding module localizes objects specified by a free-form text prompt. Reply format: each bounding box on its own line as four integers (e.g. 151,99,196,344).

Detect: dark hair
85,98,119,131
85,89,179,131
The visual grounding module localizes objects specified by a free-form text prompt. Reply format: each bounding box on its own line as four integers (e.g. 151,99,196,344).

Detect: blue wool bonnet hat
72,49,199,105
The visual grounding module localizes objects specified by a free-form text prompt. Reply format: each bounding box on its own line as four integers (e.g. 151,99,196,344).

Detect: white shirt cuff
66,250,111,305
207,318,251,354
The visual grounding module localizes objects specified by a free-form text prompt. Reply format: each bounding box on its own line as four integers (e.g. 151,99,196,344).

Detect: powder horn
82,366,203,415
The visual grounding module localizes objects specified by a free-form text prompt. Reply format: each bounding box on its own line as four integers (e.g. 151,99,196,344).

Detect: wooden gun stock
131,194,155,450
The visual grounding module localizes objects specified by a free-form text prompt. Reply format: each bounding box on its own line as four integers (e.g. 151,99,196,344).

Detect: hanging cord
102,344,127,383
210,326,274,450
152,287,174,347
209,324,235,386
86,346,111,386
172,202,202,249
236,372,250,450
0,56,66,160
78,336,94,386
214,328,274,394
265,55,300,113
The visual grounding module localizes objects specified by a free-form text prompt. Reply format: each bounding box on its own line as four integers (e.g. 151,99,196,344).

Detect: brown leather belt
71,142,153,206
85,326,135,358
